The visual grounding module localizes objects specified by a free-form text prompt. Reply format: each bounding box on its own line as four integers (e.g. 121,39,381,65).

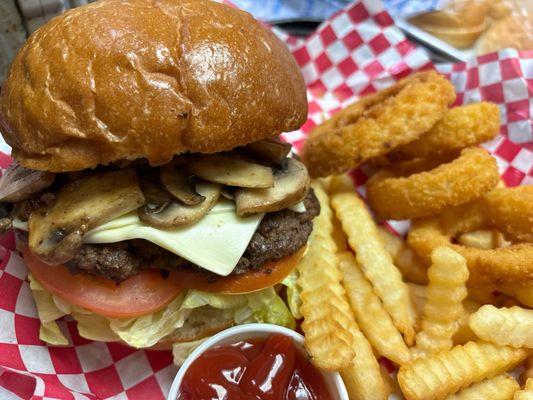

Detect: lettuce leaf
28,274,69,345
243,288,296,329
172,338,207,366
109,294,191,348
39,321,69,346
28,274,66,323
281,269,302,320
74,313,121,342
170,288,296,365
28,274,296,349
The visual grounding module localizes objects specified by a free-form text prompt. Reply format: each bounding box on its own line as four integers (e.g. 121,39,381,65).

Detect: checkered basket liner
0,0,531,398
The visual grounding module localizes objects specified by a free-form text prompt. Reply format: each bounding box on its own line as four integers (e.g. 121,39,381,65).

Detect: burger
0,0,317,352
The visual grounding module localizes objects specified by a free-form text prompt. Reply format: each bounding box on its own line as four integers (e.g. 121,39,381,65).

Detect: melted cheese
14,200,307,276
83,200,264,276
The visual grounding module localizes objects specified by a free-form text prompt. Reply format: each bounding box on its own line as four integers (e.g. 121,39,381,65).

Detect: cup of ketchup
168,323,348,400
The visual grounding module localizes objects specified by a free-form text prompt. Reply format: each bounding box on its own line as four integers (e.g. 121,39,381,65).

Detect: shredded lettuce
28,274,296,349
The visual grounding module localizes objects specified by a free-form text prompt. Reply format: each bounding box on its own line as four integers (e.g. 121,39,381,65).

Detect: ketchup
178,333,333,400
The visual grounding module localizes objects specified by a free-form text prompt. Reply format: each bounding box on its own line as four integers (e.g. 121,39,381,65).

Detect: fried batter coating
302,71,456,178
407,192,533,287
367,148,499,220
385,102,500,162
484,186,533,243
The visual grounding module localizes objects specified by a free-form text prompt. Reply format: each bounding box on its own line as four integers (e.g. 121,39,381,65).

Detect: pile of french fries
296,175,533,400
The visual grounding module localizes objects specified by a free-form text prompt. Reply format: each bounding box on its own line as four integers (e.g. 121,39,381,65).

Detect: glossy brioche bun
0,0,307,172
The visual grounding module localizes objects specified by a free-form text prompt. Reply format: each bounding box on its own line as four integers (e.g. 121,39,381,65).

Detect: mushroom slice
221,187,235,200
160,163,205,205
188,154,274,188
235,158,310,217
0,161,55,202
29,169,145,265
139,182,221,228
243,138,292,165
139,175,173,207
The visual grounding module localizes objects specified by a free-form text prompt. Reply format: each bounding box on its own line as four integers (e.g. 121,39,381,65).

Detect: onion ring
302,71,456,178
384,102,500,163
407,194,533,287
366,147,499,220
484,186,533,243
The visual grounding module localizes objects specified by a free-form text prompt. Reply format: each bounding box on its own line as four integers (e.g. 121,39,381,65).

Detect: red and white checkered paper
0,0,531,399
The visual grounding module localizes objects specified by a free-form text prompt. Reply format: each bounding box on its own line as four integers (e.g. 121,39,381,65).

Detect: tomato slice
177,246,306,294
22,246,305,318
22,247,182,319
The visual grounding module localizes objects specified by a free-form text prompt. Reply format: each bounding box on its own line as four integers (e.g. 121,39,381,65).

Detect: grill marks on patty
66,190,320,281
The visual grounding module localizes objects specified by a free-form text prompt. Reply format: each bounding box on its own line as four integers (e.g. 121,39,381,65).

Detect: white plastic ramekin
167,323,349,400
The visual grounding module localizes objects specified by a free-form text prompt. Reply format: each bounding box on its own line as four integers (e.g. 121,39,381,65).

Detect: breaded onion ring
407,194,533,287
302,71,456,178
484,186,533,243
384,102,500,163
366,147,499,220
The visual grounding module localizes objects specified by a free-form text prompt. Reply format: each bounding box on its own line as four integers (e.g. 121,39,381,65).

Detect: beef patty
67,190,320,281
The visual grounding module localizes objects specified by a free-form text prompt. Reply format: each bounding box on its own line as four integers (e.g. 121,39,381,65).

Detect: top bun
0,0,307,172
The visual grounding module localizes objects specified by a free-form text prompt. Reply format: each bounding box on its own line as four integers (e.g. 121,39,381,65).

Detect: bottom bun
157,307,235,346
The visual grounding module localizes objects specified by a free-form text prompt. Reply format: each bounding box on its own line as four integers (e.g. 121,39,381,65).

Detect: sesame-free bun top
0,0,307,172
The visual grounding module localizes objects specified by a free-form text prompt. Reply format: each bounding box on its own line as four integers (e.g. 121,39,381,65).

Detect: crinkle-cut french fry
457,229,493,249
445,374,519,400
412,247,469,358
469,305,533,348
514,378,533,400
397,341,528,400
297,182,356,370
522,357,533,385
410,284,481,346
381,363,403,399
379,363,394,397
457,229,511,250
331,175,417,345
408,283,427,318
453,299,481,345
338,251,411,365
378,227,428,284
331,210,349,251
317,176,333,193
340,320,389,400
